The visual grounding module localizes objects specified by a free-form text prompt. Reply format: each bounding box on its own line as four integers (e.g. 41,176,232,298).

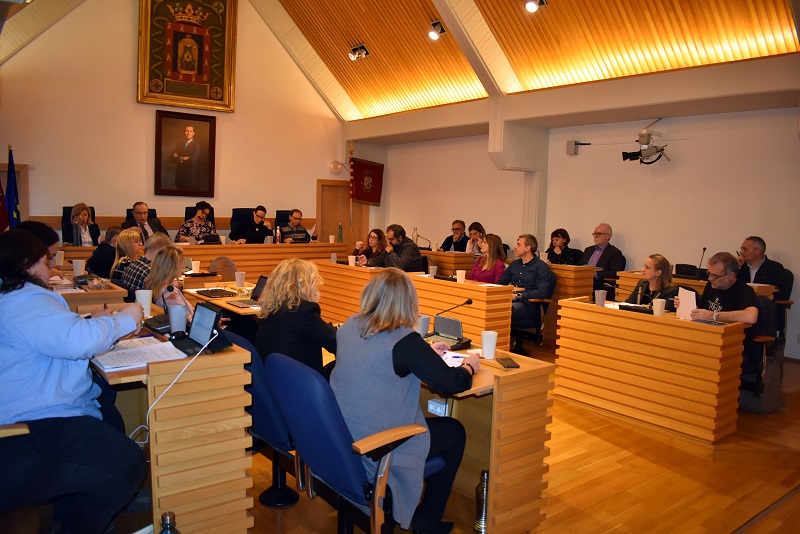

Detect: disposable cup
329,235,336,243
481,331,498,359
653,298,666,316
433,242,439,251
135,289,153,318
456,270,466,284
191,261,200,273
219,235,227,245
595,290,607,306
347,255,357,266
330,253,337,263
54,251,65,268
417,314,431,336
235,271,246,287
429,265,438,277
266,236,274,244
72,259,86,277
168,304,187,333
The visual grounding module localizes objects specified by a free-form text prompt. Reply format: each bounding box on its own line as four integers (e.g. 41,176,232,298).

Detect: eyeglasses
591,232,609,237
452,228,464,233
291,216,303,222
706,270,729,281
368,235,378,240
254,213,265,220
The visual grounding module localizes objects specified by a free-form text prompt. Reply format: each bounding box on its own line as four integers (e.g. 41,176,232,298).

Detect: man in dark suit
121,201,169,239
580,222,626,300
171,125,201,190
736,236,789,300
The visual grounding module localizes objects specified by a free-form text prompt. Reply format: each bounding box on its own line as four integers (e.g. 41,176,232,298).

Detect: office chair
230,208,253,233
263,353,445,534
124,207,157,221
226,331,302,507
774,267,794,352
739,295,782,413
274,210,291,229
61,205,96,244
183,205,215,224
511,270,557,355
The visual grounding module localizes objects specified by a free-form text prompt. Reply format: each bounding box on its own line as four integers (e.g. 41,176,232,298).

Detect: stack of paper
93,337,186,371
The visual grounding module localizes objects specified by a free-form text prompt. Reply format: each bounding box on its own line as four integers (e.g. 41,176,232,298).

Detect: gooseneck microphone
697,247,707,271
436,299,473,316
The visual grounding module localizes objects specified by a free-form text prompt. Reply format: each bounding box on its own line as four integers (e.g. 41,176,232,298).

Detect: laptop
170,302,228,356
196,287,237,298
227,274,268,308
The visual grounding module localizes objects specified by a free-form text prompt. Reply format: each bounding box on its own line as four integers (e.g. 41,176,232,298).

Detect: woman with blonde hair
330,268,480,533
145,246,194,321
65,202,100,246
255,258,336,376
626,253,679,311
467,233,506,283
110,229,144,280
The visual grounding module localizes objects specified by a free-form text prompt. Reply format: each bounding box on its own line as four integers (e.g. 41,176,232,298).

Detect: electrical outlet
427,398,448,417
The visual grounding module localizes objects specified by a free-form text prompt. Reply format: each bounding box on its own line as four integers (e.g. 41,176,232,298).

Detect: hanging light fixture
525,0,548,13
429,20,446,40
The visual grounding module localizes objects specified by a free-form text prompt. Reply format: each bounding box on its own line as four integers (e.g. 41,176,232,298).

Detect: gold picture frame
137,0,237,112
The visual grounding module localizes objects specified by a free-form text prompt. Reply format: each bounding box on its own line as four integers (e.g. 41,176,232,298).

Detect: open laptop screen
251,275,269,301
189,303,217,345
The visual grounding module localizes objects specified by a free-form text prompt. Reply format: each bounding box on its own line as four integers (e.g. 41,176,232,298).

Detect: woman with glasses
175,200,217,243
464,221,486,256
544,228,582,265
625,253,679,311
438,219,468,252
468,233,507,283
353,228,387,265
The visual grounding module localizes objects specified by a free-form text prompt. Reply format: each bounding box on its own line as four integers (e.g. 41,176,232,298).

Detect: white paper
441,351,465,368
676,287,697,320
93,338,186,371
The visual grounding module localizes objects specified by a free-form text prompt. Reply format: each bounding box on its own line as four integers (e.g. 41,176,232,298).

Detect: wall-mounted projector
622,119,670,165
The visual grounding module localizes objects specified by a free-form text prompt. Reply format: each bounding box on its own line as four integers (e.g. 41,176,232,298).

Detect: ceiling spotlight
429,20,446,41
526,0,548,13
348,45,370,61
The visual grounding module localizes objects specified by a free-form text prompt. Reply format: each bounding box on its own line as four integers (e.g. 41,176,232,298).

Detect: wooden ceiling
277,0,799,119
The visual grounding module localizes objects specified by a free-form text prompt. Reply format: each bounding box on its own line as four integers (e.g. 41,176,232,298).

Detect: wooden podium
422,250,476,276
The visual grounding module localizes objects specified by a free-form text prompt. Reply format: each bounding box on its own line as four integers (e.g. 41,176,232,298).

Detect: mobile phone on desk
496,357,519,369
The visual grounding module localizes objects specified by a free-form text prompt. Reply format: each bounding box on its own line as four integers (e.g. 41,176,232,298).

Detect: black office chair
125,207,157,221
230,208,253,232
739,295,782,413
61,205,96,244
263,353,445,534
774,267,794,351
418,255,429,274
183,205,215,224
511,270,557,355
274,210,291,229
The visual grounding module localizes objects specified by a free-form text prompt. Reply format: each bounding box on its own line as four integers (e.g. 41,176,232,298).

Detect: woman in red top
468,233,507,283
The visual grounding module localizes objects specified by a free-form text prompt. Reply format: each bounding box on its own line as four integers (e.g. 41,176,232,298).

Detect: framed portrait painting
155,110,216,197
138,0,237,112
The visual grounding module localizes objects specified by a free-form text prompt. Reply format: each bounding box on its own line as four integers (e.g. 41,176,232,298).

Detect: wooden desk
95,345,254,533
555,297,747,446
421,350,554,533
422,250,476,276
617,270,776,301
316,262,383,324
541,264,596,352
187,287,261,316
55,282,127,312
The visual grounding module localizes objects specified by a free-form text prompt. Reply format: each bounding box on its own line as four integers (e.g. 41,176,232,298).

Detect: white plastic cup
417,314,431,336
481,331,498,360
54,251,65,268
653,298,666,316
329,235,336,243
135,289,153,318
219,235,227,245
456,270,466,284
72,259,86,277
429,265,438,277
347,255,357,266
235,271,246,287
595,289,607,307
167,304,188,333
191,260,200,273
189,236,197,245
330,253,337,263
266,236,274,244
433,242,439,251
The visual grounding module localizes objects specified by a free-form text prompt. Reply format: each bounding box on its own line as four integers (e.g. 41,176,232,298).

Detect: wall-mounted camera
622,119,670,165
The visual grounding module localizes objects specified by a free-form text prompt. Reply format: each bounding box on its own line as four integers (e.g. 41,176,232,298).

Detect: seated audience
87,225,121,278
64,202,100,246
353,228,387,264
580,223,626,300
230,205,273,244
439,219,468,252
255,259,336,377
277,209,312,243
545,228,582,265
330,268,480,534
121,201,168,238
17,221,62,278
120,233,172,291
146,247,194,322
464,221,486,255
468,233,506,283
625,254,679,311
176,201,216,243
110,229,144,281
361,224,424,272
0,230,146,534
499,234,555,328
736,236,789,300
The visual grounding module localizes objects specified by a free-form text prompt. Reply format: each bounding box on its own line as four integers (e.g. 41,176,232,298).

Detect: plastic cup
653,298,666,316
135,289,153,318
235,271,246,287
417,314,431,336
72,259,86,277
54,251,65,268
347,255,357,266
219,235,227,244
167,304,187,333
191,260,200,273
266,236,274,244
456,270,466,284
429,265,438,277
433,242,439,251
329,235,336,243
330,253,337,263
481,331,498,359
595,289,607,306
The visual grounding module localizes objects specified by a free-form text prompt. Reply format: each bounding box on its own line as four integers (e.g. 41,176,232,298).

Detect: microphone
436,299,472,316
697,247,707,270
417,234,432,249
603,282,634,294
635,285,653,308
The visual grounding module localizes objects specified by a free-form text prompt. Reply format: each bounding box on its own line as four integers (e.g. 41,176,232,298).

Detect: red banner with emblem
349,158,383,206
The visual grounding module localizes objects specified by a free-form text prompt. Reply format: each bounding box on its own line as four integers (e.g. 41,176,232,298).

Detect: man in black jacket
121,201,169,239
580,222,626,300
736,236,789,300
86,226,120,278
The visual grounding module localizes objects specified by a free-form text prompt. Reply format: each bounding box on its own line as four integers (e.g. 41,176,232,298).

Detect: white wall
0,0,342,219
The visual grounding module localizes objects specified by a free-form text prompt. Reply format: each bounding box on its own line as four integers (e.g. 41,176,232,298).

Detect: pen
103,302,108,310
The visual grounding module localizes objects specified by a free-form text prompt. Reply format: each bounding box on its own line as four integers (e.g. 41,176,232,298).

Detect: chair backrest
264,353,370,505
776,267,794,302
208,256,237,281
184,205,216,224
753,295,778,339
274,210,292,228
231,208,253,230
62,205,96,242
125,207,157,221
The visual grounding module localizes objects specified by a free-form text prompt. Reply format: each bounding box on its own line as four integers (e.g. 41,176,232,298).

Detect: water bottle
275,225,281,244
474,470,488,534
337,223,343,243
159,511,181,534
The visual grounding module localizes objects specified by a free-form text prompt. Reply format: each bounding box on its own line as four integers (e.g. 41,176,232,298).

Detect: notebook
227,274,268,308
170,302,226,356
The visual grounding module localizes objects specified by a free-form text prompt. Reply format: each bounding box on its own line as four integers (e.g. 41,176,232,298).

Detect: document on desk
441,351,465,368
93,337,186,371
676,287,697,320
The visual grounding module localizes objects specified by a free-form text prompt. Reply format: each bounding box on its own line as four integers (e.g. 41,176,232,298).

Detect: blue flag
6,147,20,229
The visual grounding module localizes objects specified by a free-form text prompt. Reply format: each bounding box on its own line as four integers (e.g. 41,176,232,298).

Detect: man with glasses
438,220,468,252
278,209,311,243
364,224,424,272
579,222,626,299
688,252,758,325
230,205,274,244
121,201,168,238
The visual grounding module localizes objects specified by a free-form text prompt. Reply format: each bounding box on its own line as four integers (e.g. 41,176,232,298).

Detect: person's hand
285,238,294,244
357,254,368,266
463,352,481,373
673,296,681,309
385,243,394,254
90,306,113,318
234,239,246,244
430,341,450,356
736,253,745,267
163,291,183,307
119,302,144,332
355,241,363,250
63,242,73,247
690,308,713,321
553,244,563,254
264,221,273,230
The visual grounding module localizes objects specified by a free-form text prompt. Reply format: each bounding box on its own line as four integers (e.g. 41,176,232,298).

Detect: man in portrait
171,124,201,190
